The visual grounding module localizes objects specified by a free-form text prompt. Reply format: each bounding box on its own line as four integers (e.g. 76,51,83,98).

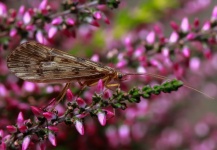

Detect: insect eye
118,74,123,79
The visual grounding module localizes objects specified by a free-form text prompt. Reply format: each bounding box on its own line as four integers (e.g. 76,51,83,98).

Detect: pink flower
31,106,42,117
97,79,104,93
211,6,217,21
9,28,17,37
202,21,210,31
22,136,31,150
75,120,84,135
97,111,106,126
0,2,7,16
17,112,24,127
48,132,57,146
39,0,48,10
182,46,190,58
170,21,179,31
23,12,31,24
93,11,102,19
146,31,155,44
43,112,56,120
66,18,75,26
180,17,190,33
48,26,58,38
66,89,75,102
6,125,17,133
169,32,179,43
48,126,59,132
76,98,86,108
36,30,46,44
51,17,62,25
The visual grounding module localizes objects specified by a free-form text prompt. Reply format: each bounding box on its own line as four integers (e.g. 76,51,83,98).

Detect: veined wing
7,41,115,83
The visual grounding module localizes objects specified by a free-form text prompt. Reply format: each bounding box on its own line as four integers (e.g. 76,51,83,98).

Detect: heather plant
0,0,217,150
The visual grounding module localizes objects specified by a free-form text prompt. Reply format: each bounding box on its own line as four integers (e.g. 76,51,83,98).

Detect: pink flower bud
93,11,102,19
23,12,31,24
36,30,45,44
169,32,179,43
48,126,59,132
103,16,110,24
104,110,115,119
180,17,190,33
211,6,217,21
9,28,17,37
17,112,24,127
66,18,75,26
22,136,31,150
76,98,86,108
48,26,57,38
48,132,56,146
31,106,42,117
90,20,100,27
186,33,195,40
90,54,99,62
6,125,17,133
18,5,25,16
170,21,179,31
97,79,104,93
202,21,210,31
18,125,28,133
116,60,127,68
0,2,7,17
75,120,84,135
0,130,3,137
194,18,200,28
97,111,106,126
66,89,74,102
146,31,155,44
182,46,190,58
43,112,55,120
39,0,48,10
51,17,62,25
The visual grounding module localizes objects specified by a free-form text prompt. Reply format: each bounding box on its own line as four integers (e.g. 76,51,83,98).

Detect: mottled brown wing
7,41,115,83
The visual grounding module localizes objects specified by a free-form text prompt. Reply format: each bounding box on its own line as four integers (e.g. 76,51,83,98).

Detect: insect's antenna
124,72,215,100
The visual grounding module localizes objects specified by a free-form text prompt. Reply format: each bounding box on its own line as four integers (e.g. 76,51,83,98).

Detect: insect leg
50,83,71,111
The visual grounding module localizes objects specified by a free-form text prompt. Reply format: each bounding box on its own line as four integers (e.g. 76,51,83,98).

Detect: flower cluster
0,0,217,150
0,0,120,47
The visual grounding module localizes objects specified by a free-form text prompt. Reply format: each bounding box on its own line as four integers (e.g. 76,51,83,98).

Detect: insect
7,41,214,106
